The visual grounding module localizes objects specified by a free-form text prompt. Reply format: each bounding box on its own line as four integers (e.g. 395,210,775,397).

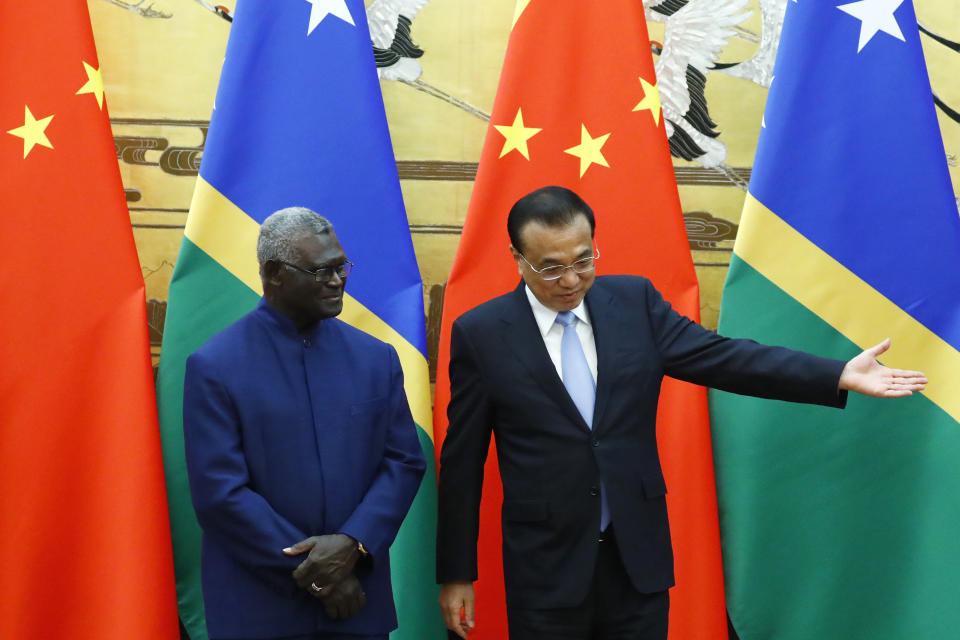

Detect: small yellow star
493,107,542,160
563,124,611,178
633,77,661,126
7,106,54,159
76,61,104,109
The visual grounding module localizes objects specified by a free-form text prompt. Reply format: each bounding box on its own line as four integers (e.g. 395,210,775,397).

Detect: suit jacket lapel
500,283,592,433
587,281,618,433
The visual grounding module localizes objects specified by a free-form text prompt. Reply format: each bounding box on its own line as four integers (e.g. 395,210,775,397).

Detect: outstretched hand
838,339,927,398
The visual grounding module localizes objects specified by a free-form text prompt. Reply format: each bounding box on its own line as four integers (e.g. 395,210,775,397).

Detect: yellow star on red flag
633,76,661,126
7,105,54,158
76,61,105,109
494,107,542,160
563,124,610,178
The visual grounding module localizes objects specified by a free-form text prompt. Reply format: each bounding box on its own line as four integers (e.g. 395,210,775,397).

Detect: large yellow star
494,108,542,160
7,106,54,158
563,124,611,178
76,61,104,109
512,0,531,27
633,76,661,126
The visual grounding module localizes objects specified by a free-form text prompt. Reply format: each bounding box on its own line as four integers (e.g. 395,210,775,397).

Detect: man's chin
323,299,344,317
554,293,584,310
311,296,343,319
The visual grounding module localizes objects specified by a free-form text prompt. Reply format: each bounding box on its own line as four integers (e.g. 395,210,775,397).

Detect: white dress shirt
524,285,598,384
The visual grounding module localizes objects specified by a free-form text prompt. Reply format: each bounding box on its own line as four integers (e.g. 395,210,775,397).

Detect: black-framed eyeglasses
518,247,599,281
278,260,354,283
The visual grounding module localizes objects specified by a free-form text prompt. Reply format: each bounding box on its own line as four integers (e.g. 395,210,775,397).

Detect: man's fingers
347,591,364,617
332,594,348,619
441,605,456,629
890,381,926,390
282,537,315,556
292,560,311,584
441,603,465,637
464,597,476,629
323,597,340,619
889,370,927,382
449,618,468,639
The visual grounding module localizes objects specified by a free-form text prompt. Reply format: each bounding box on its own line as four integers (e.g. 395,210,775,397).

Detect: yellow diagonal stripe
184,176,433,437
185,176,262,293
734,193,960,423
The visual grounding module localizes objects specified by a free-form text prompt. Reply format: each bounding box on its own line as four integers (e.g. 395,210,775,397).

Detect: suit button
592,440,599,447
590,487,599,496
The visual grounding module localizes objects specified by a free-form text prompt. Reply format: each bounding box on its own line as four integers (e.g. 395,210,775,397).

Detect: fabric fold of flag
155,2,443,638
433,1,728,638
711,1,960,638
0,3,179,639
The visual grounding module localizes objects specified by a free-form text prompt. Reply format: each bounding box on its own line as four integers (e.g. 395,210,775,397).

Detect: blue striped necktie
556,311,610,531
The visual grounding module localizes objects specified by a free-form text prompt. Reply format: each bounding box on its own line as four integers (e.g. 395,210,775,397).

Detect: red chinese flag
433,1,727,638
0,3,179,638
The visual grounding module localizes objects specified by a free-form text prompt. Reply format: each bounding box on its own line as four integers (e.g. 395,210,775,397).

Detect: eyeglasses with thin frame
278,260,354,283
517,246,600,281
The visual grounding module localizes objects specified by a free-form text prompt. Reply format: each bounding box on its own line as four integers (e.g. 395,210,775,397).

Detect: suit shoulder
188,308,261,367
452,289,517,330
593,275,657,300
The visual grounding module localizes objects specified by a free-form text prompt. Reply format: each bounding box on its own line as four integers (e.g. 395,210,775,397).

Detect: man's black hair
507,186,596,253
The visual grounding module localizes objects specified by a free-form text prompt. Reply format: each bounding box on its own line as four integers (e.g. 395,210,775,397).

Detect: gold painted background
87,0,960,365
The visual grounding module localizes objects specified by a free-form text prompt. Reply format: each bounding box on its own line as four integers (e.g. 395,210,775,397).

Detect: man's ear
262,260,283,287
509,245,523,275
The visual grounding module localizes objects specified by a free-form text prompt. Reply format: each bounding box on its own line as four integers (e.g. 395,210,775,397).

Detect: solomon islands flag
155,2,442,639
710,1,960,639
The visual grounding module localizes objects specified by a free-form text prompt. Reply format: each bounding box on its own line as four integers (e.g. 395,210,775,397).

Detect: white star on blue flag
306,0,355,35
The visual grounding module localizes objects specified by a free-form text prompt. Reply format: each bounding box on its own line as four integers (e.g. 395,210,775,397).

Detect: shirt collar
256,297,325,338
524,285,591,338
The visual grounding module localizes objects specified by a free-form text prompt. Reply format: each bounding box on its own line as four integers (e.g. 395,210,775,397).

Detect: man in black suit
436,186,926,640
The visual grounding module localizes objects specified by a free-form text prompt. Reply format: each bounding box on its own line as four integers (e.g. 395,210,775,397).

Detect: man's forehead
294,230,344,257
520,219,593,259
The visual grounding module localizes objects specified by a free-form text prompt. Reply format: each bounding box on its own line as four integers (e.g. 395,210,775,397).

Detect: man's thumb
283,539,314,555
869,338,892,358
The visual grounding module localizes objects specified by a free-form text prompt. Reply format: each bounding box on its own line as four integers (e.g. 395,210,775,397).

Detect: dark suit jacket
184,300,426,638
436,276,846,609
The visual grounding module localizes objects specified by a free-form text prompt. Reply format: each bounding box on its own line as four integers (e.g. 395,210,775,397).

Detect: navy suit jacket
437,276,846,609
184,300,426,639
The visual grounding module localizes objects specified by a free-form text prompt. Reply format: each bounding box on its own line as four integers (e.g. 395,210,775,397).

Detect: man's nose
325,271,345,287
558,267,579,286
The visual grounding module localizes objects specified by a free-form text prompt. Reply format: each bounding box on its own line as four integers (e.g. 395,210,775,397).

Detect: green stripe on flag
390,426,444,640
157,238,260,640
712,256,960,640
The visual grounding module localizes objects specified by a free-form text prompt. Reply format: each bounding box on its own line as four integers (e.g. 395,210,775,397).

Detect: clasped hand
284,533,365,619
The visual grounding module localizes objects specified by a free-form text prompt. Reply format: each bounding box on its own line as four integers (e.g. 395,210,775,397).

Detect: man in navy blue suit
184,207,426,640
436,186,927,640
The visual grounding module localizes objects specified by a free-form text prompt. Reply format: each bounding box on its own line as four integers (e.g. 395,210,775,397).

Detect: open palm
839,339,927,398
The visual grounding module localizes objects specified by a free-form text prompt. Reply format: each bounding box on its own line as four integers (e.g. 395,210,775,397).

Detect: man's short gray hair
257,207,334,266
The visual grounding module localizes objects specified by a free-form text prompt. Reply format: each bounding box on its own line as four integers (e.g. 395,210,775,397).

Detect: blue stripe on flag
198,0,427,356
748,0,960,350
